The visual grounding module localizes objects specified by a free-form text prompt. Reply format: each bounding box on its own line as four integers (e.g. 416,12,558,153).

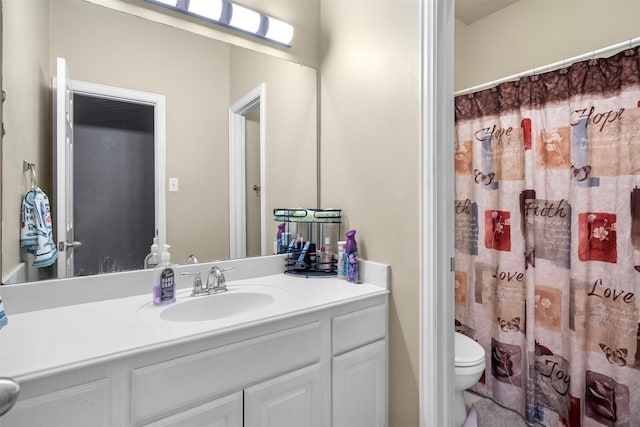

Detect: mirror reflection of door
73,95,155,276
229,83,266,259
245,107,261,258
54,58,166,279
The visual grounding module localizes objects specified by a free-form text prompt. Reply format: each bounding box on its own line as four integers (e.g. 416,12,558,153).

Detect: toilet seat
455,332,485,367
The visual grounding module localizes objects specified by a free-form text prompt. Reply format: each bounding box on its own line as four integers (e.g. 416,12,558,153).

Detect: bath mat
472,398,529,427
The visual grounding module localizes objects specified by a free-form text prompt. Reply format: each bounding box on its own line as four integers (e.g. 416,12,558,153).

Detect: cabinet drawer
332,304,386,355
132,321,321,425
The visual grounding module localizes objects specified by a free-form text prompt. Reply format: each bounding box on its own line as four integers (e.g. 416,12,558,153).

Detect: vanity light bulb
229,3,261,33
188,0,223,21
266,17,293,45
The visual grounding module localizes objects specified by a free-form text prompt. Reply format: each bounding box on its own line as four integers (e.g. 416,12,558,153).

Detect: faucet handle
181,271,206,296
181,271,201,278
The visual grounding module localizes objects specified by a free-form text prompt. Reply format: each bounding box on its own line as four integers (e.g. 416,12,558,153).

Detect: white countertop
0,272,388,382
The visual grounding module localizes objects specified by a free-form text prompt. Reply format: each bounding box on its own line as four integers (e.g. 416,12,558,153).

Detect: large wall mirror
1,0,318,284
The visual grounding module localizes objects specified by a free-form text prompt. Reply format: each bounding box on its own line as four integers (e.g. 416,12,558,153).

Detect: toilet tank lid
455,332,485,366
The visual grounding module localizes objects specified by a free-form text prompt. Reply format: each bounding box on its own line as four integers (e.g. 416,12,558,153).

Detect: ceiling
455,0,519,25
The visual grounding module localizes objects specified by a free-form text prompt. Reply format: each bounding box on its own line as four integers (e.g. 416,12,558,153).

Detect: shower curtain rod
454,36,640,96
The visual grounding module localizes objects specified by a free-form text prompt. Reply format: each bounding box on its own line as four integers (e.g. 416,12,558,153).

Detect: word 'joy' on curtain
454,46,640,427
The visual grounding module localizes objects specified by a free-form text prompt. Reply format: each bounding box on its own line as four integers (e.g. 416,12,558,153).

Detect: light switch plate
169,177,179,192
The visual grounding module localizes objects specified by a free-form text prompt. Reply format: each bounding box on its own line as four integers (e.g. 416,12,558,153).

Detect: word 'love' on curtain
454,46,640,427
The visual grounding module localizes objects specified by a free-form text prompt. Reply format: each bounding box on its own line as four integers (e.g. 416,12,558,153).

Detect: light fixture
144,0,293,47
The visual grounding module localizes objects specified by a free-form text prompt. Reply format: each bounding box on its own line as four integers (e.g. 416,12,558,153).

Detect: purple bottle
276,223,286,254
345,229,359,283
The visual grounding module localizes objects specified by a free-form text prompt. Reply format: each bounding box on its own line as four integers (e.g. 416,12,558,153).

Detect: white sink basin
162,291,275,322
137,285,285,323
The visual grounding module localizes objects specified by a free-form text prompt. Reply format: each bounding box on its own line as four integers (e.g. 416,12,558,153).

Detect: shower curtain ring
625,39,636,56
530,68,539,82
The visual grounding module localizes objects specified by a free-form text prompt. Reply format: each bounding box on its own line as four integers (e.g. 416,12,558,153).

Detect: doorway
72,94,155,275
229,83,266,259
245,107,261,258
54,57,166,279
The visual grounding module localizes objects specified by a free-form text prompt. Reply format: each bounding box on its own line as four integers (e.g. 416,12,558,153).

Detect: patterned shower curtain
454,46,640,427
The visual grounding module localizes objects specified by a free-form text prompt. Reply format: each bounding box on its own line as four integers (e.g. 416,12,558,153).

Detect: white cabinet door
333,339,387,427
143,391,242,427
244,364,326,427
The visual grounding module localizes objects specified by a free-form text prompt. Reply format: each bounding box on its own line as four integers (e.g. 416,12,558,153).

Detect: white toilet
454,332,486,427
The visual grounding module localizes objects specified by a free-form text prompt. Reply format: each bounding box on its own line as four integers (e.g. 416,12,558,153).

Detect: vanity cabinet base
2,297,386,427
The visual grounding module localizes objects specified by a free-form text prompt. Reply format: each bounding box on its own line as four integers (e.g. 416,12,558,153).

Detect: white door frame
54,57,73,278
67,80,167,258
229,83,266,259
419,1,455,426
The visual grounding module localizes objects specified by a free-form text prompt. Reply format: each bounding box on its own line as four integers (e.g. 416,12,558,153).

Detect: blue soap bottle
345,230,359,283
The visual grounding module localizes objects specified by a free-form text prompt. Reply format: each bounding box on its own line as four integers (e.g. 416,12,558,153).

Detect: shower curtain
454,46,640,427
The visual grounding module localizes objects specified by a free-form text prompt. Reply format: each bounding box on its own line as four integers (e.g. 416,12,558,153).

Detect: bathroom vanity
0,257,389,426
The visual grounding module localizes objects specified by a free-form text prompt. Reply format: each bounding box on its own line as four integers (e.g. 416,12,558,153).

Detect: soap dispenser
153,245,176,305
144,237,160,269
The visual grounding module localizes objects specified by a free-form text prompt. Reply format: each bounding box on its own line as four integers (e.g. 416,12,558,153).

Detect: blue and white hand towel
0,297,7,330
20,187,58,268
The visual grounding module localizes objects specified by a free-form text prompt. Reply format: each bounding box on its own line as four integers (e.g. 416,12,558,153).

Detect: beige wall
319,0,420,425
455,0,640,91
1,0,50,281
229,47,318,248
454,19,467,92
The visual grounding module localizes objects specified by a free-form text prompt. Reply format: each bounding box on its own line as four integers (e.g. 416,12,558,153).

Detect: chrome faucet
182,265,234,297
207,266,228,294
